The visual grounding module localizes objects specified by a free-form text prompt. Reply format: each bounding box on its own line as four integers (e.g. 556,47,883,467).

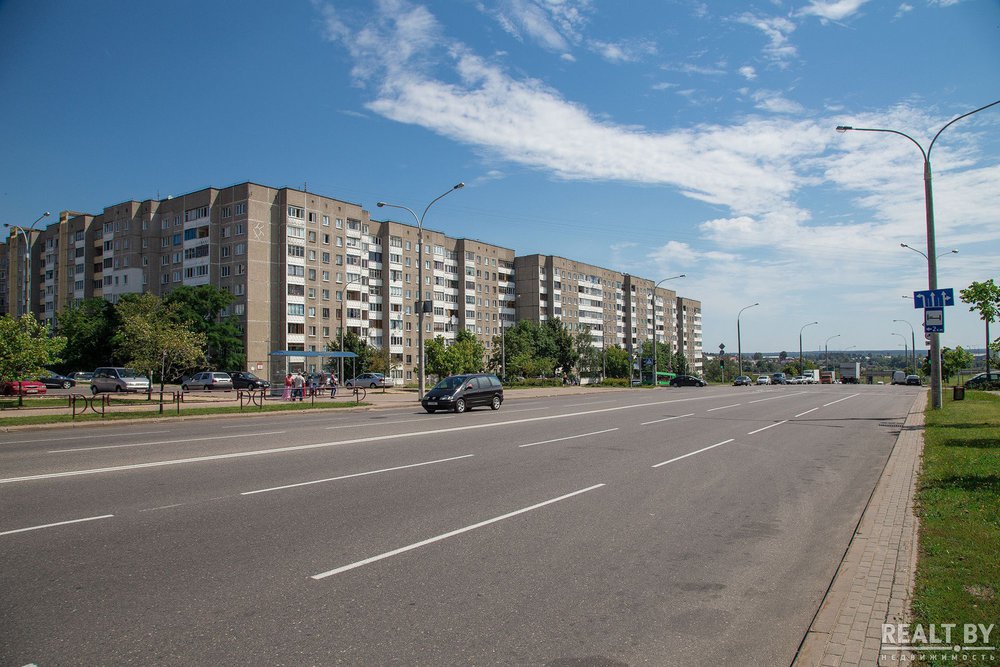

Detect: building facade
3,182,702,381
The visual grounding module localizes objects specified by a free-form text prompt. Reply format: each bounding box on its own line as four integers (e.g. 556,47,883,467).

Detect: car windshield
434,376,468,391
122,369,145,379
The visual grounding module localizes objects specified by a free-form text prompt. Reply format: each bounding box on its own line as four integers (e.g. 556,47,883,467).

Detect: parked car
91,367,151,394
225,371,271,390
1,380,48,396
38,370,76,389
70,371,94,382
422,373,503,413
771,372,788,385
904,375,922,386
670,374,706,387
964,372,1000,390
756,375,772,385
345,372,391,388
182,372,234,391
732,375,753,386
891,370,907,385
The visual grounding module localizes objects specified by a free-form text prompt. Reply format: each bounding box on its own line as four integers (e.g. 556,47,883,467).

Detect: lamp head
376,202,385,208
454,182,465,190
835,126,852,133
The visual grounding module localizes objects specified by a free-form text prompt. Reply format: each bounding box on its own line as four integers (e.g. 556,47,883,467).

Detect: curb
793,390,926,666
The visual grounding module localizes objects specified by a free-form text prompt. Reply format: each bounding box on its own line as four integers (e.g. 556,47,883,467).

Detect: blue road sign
924,307,944,333
913,288,954,309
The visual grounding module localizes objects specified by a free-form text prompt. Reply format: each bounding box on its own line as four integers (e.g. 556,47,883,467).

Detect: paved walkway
794,390,926,666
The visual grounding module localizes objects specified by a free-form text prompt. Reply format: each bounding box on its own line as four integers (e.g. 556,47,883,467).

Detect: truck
819,370,835,384
839,362,861,384
802,370,820,383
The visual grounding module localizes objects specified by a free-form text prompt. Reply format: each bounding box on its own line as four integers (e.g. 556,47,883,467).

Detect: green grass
0,398,371,426
911,390,999,662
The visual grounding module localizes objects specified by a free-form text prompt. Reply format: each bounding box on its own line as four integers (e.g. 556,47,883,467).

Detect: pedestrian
308,374,318,397
282,373,292,401
292,372,305,401
329,374,338,398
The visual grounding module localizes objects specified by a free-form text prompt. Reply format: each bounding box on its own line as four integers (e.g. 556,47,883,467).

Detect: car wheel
91,385,99,395
454,398,466,414
61,381,72,389
424,407,436,413
114,385,123,392
206,385,212,391
181,385,189,391
490,395,501,410
370,382,377,389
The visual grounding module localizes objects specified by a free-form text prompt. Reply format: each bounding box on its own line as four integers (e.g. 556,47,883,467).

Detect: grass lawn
912,390,999,661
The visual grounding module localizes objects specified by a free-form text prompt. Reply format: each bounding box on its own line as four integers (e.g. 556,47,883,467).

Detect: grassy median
911,390,999,656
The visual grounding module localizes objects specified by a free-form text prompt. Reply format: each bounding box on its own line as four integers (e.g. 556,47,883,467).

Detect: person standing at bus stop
282,373,292,401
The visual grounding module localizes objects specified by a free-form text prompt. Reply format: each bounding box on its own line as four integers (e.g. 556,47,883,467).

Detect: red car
1,380,48,396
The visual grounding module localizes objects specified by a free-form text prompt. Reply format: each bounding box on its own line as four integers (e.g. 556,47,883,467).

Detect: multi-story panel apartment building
514,255,699,368
3,182,702,381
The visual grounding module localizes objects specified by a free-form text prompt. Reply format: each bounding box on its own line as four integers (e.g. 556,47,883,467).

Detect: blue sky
2,0,998,355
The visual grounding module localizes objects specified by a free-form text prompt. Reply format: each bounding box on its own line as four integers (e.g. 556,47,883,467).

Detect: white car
756,375,772,385
344,373,392,388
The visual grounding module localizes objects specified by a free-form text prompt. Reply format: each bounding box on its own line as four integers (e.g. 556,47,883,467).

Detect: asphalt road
0,384,922,666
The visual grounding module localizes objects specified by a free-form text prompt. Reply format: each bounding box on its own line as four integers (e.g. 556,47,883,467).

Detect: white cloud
588,38,657,64
739,65,757,80
751,89,805,114
485,0,593,53
735,13,797,64
797,0,870,22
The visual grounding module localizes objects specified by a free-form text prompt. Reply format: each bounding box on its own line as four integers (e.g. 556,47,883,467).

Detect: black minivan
422,373,504,413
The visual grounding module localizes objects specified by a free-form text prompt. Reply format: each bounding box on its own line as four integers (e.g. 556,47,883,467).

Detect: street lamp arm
928,99,1000,157
836,125,927,162
420,182,464,225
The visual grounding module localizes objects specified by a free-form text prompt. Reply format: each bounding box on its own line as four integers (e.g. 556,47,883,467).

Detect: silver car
182,372,234,391
91,367,151,394
344,372,391,388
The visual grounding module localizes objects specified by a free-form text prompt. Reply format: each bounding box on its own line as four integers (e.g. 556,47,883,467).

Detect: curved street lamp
836,98,1000,408
799,321,819,376
892,332,909,371
900,243,958,261
4,211,51,317
824,334,841,372
651,275,685,385
377,183,465,399
737,302,760,379
893,319,916,375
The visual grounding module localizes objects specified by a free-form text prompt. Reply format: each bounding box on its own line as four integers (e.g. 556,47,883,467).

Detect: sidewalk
794,390,926,666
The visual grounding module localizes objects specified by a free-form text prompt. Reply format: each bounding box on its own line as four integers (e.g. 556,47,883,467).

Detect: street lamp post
338,274,366,384
651,275,685,385
800,321,819,376
4,212,51,317
893,319,917,375
377,183,465,399
836,98,1000,408
737,302,760,379
824,334,841,371
892,333,908,371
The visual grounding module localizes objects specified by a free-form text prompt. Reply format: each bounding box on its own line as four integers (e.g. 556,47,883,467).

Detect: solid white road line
518,428,619,449
706,404,740,412
652,439,735,468
241,454,475,495
748,392,806,404
795,407,819,418
48,431,287,453
747,421,788,435
3,431,169,445
2,394,734,484
325,418,450,430
311,484,606,579
1,514,114,537
823,393,859,407
641,413,694,426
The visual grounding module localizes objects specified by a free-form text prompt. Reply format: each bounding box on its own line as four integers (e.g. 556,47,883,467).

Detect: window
235,202,246,215
287,205,305,219
287,265,304,277
185,206,209,222
288,304,305,316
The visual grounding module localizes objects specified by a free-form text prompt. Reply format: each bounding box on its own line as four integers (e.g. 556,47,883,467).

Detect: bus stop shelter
268,350,358,384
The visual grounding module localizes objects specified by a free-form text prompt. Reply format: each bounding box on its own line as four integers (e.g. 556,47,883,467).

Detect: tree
424,330,486,380
327,330,370,379
163,285,245,369
0,315,67,404
603,346,631,379
544,319,576,374
960,279,1000,371
574,329,601,381
672,350,690,375
54,298,116,373
112,294,206,391
922,346,975,383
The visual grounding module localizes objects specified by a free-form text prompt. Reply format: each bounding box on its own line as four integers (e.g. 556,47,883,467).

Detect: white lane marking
748,392,806,404
504,406,551,413
2,431,169,445
706,404,740,412
1,514,114,537
311,484,606,579
325,418,451,430
823,393,859,407
241,454,475,495
563,400,614,407
747,421,788,435
795,407,819,418
1,394,726,484
652,440,735,468
641,413,695,426
48,431,287,453
518,428,619,449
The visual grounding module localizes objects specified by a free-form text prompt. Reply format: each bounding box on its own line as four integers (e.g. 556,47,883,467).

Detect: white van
891,370,906,385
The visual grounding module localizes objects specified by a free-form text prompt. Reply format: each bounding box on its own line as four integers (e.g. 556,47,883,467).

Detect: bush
589,378,631,387
503,377,562,388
